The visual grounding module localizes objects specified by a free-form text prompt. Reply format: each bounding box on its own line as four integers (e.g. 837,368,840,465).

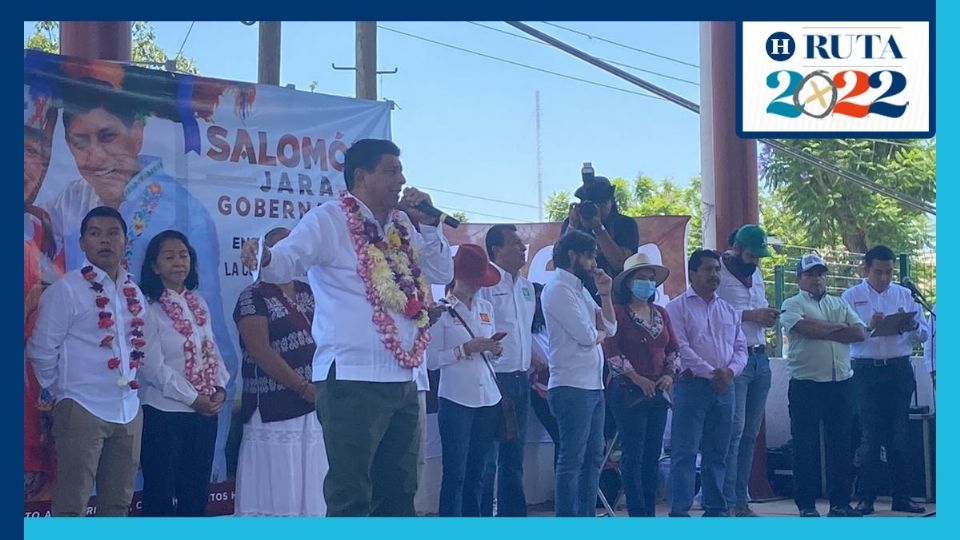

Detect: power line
540,21,700,69
467,22,698,86
417,185,539,209
175,21,196,60
377,25,665,102
445,206,527,222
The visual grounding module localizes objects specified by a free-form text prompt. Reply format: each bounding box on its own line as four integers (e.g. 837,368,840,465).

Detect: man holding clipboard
841,245,929,515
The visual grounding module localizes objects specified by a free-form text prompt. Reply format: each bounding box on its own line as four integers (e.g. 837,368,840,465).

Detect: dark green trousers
315,362,421,517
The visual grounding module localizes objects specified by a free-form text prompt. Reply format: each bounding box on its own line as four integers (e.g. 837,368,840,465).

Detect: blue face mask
630,279,657,300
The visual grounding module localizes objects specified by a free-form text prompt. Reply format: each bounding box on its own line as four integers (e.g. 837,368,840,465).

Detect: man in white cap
779,253,866,517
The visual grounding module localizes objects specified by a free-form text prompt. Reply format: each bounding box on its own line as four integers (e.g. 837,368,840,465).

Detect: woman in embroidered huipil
232,227,328,517
604,253,678,517
139,230,228,516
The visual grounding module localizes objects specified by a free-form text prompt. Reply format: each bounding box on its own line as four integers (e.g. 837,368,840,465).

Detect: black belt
747,345,766,354
852,356,910,368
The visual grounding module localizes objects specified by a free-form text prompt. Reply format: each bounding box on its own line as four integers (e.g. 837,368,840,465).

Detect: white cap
797,253,828,274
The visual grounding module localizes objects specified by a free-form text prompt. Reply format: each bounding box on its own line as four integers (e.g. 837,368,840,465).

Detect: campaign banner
23,50,391,516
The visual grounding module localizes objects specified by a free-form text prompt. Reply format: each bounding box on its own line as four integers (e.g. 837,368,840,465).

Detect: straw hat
612,252,670,297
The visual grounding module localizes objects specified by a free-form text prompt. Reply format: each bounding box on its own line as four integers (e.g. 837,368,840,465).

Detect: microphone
901,276,922,297
414,201,461,229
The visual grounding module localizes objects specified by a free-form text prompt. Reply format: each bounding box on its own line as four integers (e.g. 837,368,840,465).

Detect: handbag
445,304,519,442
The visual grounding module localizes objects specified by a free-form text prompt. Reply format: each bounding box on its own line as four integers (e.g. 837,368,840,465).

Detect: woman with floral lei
27,207,148,517
138,229,228,516
240,139,453,517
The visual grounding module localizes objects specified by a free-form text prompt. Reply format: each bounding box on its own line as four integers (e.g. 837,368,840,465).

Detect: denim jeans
437,398,499,517
669,377,734,516
479,371,530,516
607,377,669,517
548,386,605,517
723,350,771,507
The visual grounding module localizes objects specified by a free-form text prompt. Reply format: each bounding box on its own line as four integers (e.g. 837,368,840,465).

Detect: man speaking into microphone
241,139,453,516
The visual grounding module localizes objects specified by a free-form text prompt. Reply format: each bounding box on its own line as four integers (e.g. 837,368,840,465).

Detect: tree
760,139,935,254
544,175,703,252
451,211,469,224
25,21,199,74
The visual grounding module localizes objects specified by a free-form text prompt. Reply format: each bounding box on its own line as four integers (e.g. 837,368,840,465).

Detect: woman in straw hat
604,253,679,517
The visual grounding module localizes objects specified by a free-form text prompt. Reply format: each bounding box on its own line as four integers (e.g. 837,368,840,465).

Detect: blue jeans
607,377,669,517
548,386,605,517
479,371,530,517
437,398,499,517
723,350,771,507
670,377,734,516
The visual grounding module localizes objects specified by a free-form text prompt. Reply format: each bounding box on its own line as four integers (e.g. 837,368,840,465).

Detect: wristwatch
592,224,606,235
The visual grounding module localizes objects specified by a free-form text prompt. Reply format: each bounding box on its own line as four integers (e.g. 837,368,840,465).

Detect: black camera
578,200,599,221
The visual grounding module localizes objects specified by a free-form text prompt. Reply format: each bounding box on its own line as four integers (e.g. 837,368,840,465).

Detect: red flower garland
158,289,220,395
82,265,145,389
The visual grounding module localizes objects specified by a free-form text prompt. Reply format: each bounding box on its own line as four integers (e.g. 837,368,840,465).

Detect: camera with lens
574,162,604,225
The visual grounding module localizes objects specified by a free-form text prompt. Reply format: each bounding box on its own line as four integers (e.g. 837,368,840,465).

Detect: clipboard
870,311,917,337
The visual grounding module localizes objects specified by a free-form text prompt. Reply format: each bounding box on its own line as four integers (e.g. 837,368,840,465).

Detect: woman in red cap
427,244,504,517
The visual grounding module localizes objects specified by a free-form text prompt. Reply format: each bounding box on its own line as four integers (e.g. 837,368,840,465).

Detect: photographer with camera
560,163,639,303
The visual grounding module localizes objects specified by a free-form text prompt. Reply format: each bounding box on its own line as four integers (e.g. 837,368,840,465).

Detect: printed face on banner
23,50,393,515
65,109,145,199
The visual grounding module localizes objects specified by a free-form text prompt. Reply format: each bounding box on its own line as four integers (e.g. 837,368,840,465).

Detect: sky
24,20,703,223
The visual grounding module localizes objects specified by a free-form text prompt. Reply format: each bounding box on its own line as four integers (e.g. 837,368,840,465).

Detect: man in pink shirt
665,249,747,517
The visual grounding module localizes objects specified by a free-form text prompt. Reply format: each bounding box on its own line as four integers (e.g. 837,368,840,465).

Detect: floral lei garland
158,289,220,396
82,265,145,389
340,193,431,368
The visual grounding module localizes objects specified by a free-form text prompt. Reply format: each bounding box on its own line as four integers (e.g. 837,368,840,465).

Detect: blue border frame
736,20,937,139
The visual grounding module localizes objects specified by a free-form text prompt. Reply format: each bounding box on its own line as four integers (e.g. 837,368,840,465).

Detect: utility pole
258,21,281,85
535,91,543,221
356,22,377,100
60,21,131,61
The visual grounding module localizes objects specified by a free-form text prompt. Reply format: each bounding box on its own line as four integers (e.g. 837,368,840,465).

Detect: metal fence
762,245,936,356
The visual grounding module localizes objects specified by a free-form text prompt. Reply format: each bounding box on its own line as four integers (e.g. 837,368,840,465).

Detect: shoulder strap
445,302,502,388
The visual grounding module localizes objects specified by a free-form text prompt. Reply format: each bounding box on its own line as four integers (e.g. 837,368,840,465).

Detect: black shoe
891,499,927,514
799,507,821,517
702,510,730,517
855,500,875,515
828,505,864,517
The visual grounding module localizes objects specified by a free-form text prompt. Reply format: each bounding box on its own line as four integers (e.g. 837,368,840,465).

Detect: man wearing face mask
717,225,780,517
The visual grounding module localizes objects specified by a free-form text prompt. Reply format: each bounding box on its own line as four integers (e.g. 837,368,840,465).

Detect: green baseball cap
734,225,772,257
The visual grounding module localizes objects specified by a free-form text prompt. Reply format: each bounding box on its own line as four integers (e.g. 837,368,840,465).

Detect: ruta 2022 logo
739,22,933,137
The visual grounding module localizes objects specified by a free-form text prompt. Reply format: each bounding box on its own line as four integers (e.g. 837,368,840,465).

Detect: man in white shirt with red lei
241,139,453,517
841,245,929,515
478,224,536,517
27,206,150,517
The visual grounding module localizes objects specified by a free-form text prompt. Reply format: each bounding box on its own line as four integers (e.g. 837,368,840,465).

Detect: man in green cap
717,225,781,516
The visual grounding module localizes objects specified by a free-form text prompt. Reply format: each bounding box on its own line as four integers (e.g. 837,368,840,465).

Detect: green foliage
25,21,199,74
760,139,935,254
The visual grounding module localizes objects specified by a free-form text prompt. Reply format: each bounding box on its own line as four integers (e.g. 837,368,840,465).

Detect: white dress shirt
718,259,768,347
924,304,935,373
426,296,502,407
141,289,230,412
542,269,617,391
27,260,146,424
478,264,536,373
261,195,453,383
842,280,929,359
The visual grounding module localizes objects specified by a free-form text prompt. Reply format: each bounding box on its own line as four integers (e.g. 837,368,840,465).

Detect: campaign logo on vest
737,21,933,137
